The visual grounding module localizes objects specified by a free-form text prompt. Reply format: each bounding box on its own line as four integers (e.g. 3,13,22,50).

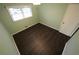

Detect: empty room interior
0,3,79,55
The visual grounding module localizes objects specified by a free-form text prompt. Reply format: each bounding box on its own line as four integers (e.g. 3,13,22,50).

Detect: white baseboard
40,22,59,31
11,23,38,35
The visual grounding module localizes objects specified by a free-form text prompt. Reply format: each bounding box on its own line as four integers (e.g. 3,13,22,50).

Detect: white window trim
6,5,33,22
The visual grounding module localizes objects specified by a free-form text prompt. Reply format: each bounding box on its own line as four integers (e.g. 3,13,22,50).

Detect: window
8,7,32,21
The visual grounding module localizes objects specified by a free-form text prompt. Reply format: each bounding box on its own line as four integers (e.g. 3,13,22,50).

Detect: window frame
7,5,33,22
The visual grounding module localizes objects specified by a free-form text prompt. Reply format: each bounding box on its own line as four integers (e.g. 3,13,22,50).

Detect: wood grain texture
13,23,70,55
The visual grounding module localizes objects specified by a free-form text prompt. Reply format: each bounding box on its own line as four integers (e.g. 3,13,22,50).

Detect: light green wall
0,3,39,34
0,3,68,34
62,29,79,55
38,3,68,30
0,22,19,54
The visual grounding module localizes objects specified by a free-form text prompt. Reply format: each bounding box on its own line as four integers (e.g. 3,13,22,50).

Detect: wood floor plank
13,23,70,55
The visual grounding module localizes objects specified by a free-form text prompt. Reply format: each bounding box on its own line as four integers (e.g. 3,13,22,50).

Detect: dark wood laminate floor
13,23,70,55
